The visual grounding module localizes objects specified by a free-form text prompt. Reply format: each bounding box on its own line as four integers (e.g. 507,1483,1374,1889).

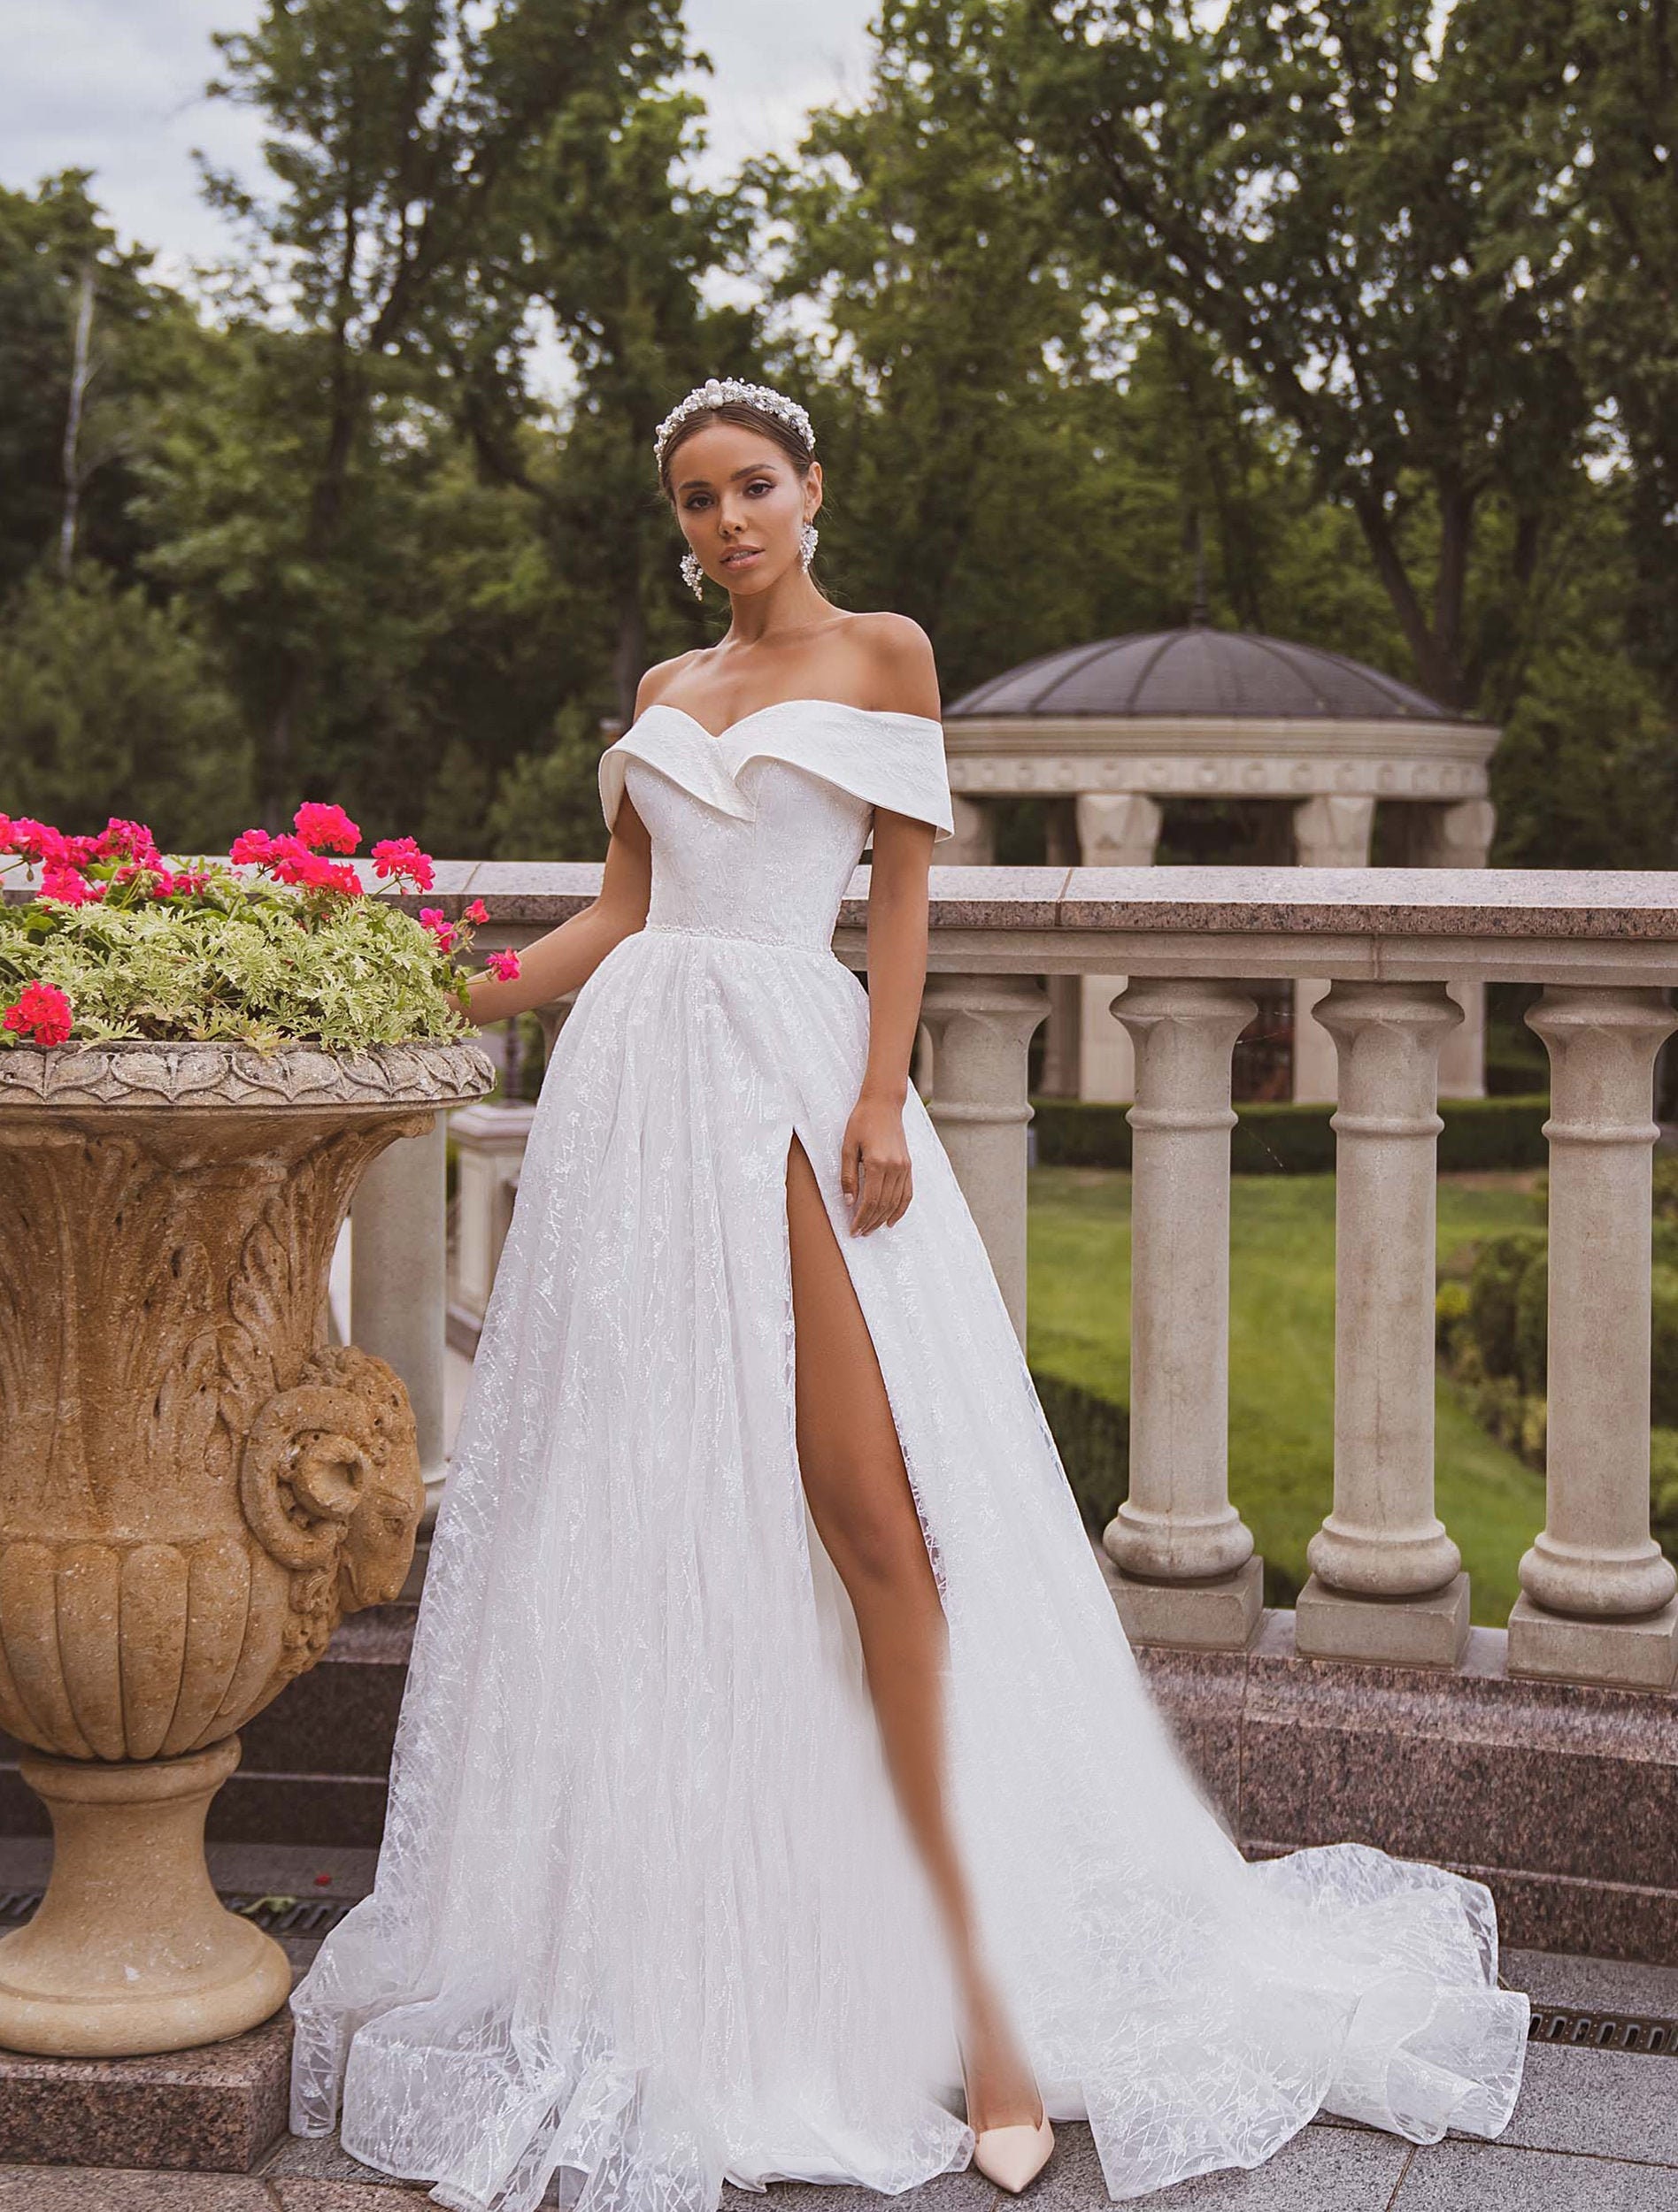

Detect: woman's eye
746,480,772,495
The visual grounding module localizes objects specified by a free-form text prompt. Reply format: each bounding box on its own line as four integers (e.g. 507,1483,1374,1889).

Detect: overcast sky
0,1,880,278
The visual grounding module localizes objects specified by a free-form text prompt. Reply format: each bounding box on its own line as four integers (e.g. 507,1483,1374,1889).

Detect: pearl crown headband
653,378,815,472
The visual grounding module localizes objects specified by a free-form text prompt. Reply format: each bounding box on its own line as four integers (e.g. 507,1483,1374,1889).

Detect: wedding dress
288,697,1528,2212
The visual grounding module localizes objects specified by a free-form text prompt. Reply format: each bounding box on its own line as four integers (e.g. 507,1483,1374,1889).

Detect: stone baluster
920,974,1051,1345
1038,798,1082,1098
448,1102,539,1344
1295,979,1468,1664
350,1114,450,1525
1074,793,1162,1104
1508,987,1678,1690
943,793,997,868
530,992,575,1064
1418,800,1497,1099
1103,979,1263,1648
1291,795,1375,1103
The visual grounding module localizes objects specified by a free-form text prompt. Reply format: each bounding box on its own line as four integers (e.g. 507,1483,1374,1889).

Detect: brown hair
657,397,815,503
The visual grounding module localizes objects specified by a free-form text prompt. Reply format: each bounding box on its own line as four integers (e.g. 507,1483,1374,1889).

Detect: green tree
0,566,251,846
940,0,1594,711
193,0,687,823
0,173,189,593
1559,3,1678,737
454,79,761,723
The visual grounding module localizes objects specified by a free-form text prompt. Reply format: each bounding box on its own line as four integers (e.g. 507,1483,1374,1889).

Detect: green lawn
1027,1167,1549,1625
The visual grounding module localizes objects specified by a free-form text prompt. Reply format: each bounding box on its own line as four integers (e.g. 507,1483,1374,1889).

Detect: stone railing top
0,1036,497,1110
258,859,1678,943
11,860,1678,959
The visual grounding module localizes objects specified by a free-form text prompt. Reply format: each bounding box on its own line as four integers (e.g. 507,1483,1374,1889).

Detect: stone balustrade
335,860,1678,1695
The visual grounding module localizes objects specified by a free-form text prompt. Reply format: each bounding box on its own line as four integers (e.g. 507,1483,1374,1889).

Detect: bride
288,379,1529,2212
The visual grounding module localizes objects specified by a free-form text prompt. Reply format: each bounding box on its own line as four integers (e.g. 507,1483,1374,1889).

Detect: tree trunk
613,563,647,730
58,264,96,580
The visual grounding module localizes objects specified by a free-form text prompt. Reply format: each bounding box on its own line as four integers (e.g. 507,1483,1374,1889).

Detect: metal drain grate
0,1887,357,1936
1527,2004,1678,2055
0,1892,1673,2051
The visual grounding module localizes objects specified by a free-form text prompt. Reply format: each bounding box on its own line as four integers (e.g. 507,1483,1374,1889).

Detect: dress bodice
597,699,955,952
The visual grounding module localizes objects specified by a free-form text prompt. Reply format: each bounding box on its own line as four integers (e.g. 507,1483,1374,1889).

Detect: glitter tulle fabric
288,699,1529,2211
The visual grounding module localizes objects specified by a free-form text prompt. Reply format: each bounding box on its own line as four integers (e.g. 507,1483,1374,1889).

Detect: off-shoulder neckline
626,697,943,745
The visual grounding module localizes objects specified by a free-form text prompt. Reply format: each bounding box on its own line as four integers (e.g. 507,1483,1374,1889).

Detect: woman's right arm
457,660,689,1026
456,794,652,1028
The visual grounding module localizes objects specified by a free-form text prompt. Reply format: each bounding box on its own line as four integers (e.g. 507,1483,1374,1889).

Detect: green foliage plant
0,803,510,1055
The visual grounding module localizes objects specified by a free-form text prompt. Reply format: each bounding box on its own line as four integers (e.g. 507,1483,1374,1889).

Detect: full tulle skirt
288,923,1528,2212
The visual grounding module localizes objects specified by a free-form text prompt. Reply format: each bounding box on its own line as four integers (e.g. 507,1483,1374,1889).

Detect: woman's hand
840,1092,913,1235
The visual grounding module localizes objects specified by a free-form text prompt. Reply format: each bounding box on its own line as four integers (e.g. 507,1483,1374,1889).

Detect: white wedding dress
288,698,1528,2212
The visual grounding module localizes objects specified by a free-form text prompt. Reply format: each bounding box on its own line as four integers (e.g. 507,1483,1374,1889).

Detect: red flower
39,862,100,906
3,980,73,1046
487,948,520,982
268,843,362,896
465,897,489,925
370,836,435,893
419,907,456,952
230,827,278,867
93,818,162,868
293,802,361,855
4,818,71,866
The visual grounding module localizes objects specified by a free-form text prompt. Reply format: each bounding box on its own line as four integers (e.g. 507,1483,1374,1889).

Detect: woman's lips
720,547,763,569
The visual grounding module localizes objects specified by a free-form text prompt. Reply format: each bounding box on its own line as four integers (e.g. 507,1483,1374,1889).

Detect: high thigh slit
288,698,1528,2212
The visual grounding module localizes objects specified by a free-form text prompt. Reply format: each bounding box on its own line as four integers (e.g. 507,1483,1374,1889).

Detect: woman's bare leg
785,1132,1040,2133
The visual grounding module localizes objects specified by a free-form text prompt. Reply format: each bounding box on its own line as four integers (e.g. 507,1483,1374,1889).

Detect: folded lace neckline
630,697,943,746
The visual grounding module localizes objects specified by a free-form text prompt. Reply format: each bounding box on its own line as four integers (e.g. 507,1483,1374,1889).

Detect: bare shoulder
843,611,942,720
633,649,704,719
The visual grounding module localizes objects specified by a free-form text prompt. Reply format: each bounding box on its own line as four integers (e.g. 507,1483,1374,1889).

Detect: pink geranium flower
93,818,163,868
293,802,361,855
3,980,73,1046
370,836,435,893
4,818,71,866
487,948,520,982
465,897,489,924
230,827,279,867
419,907,457,952
39,862,101,906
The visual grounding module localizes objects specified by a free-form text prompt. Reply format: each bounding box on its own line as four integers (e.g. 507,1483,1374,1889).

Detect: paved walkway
4,1948,1675,2210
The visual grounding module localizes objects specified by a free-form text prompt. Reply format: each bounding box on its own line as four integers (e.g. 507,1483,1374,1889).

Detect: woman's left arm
842,617,943,1236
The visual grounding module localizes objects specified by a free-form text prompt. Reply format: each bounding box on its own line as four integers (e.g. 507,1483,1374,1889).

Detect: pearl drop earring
680,549,704,599
799,521,819,571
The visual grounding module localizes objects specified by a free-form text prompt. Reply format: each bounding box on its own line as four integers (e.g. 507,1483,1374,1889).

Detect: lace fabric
289,702,1528,2211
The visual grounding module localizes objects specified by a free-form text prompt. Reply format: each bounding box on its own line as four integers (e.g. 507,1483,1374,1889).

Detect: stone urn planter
0,1033,495,2056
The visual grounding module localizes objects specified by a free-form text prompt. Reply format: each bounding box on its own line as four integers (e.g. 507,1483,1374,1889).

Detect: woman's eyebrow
677,464,779,491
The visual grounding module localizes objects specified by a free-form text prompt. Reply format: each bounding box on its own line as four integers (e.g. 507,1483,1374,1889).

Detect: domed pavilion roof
947,626,1470,726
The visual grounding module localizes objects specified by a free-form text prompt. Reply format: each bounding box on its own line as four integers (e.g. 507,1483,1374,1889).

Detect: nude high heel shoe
961,2052,1055,2193
970,2109,1055,2193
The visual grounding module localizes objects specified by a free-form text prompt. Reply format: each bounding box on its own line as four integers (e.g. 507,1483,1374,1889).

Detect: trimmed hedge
1029,1367,1128,1534
1467,1229,1548,1389
1029,1094,1551,1176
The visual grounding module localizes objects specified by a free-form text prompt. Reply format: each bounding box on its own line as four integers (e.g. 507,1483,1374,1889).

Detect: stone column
530,992,576,1064
449,1102,539,1337
1291,795,1375,1103
1039,798,1082,1097
1296,979,1469,1664
350,1116,450,1524
1103,979,1264,1648
943,793,997,868
920,974,1051,1345
1423,801,1497,1099
1508,987,1678,1689
1075,792,1162,1103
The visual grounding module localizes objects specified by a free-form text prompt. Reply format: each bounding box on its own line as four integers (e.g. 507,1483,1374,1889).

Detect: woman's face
668,421,821,595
